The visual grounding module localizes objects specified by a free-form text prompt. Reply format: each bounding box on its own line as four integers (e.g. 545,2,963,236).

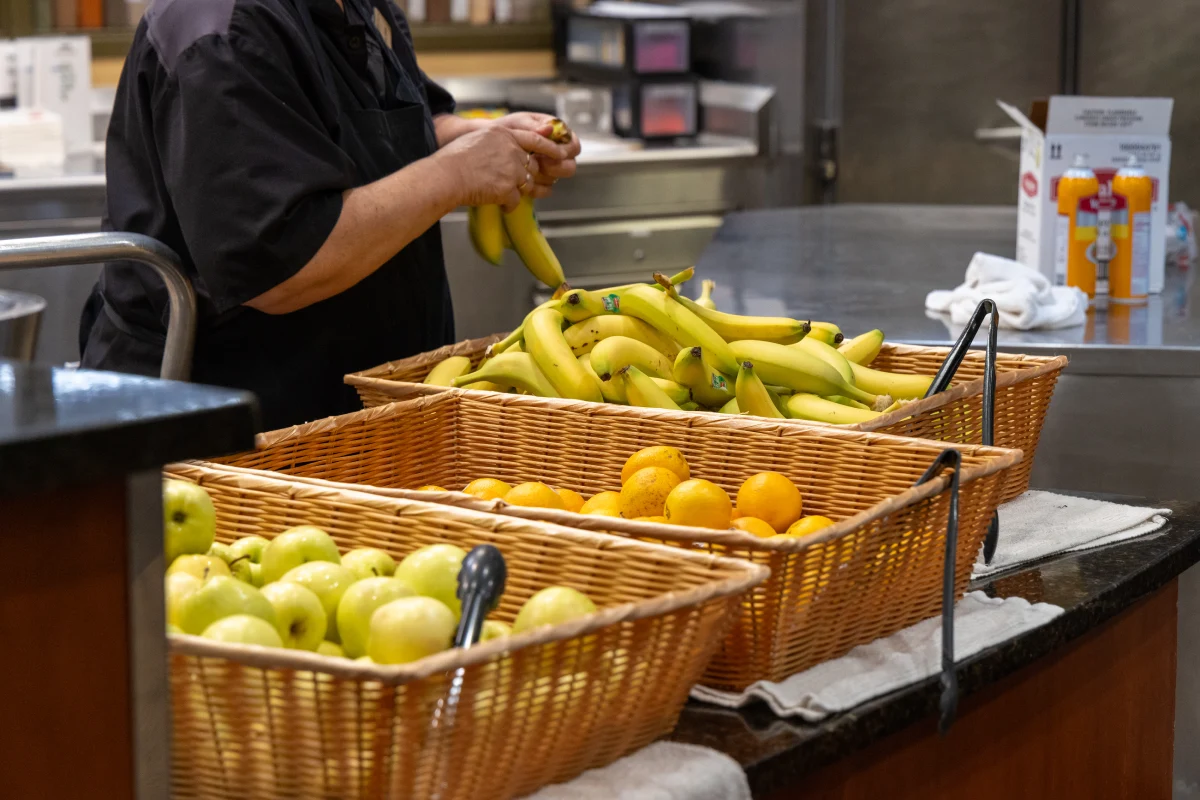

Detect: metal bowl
0,289,46,361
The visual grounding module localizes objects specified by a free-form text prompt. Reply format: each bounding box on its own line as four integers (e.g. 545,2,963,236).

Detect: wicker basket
345,334,1064,503
208,391,1022,692
164,463,765,800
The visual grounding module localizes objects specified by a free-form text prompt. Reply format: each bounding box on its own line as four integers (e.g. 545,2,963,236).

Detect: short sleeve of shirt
153,6,358,313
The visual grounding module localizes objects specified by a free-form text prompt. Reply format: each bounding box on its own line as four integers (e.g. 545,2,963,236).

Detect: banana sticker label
601,294,621,313
711,374,728,390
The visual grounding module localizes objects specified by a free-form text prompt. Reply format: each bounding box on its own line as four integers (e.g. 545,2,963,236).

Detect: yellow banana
794,337,855,384
590,335,674,381
847,361,933,400
660,278,808,344
805,322,844,346
525,308,603,402
786,393,881,424
824,395,872,411
424,355,473,386
729,340,877,406
452,352,559,397
838,329,885,365
680,400,701,412
554,284,739,375
696,279,717,310
767,385,792,417
672,346,734,409
503,197,566,290
549,118,573,144
580,353,689,404
563,316,680,358
467,205,508,265
617,365,683,411
718,397,740,414
735,361,784,418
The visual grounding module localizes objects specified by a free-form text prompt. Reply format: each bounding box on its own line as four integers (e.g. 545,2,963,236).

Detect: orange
554,487,586,513
736,472,803,532
730,508,743,521
504,482,566,510
579,491,622,516
663,479,732,529
462,478,512,501
619,467,682,519
415,485,447,492
635,515,669,523
620,446,690,485
730,516,776,538
778,515,836,539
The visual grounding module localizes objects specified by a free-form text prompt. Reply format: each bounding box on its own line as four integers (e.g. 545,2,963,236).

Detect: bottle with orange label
1109,155,1153,303
1054,154,1100,299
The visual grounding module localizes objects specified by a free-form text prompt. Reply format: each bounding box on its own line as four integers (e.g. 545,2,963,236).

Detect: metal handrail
0,233,196,381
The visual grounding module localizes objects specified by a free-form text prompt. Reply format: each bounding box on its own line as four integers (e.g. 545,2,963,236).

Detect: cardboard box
999,96,1173,294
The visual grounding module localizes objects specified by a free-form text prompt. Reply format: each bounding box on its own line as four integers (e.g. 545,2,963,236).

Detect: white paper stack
0,108,65,175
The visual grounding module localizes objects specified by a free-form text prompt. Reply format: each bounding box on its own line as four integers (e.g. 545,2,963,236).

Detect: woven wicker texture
345,334,1063,503
211,391,1022,691
165,463,765,800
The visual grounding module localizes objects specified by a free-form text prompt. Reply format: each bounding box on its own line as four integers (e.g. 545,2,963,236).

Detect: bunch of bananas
426,269,935,425
467,118,575,292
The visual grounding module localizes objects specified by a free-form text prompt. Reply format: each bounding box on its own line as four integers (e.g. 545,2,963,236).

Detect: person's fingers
561,136,582,159
537,157,576,180
509,128,569,160
528,183,554,199
500,187,522,213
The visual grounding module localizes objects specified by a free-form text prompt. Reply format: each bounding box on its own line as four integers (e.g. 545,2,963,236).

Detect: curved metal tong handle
925,298,1001,564
0,233,196,381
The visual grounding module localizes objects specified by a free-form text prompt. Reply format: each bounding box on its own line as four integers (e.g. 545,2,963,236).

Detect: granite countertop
667,493,1200,795
0,360,259,496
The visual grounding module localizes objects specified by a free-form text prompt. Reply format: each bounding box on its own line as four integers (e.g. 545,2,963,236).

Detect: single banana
767,385,792,417
555,284,740,375
452,352,559,398
696,279,717,310
848,361,933,400
730,340,877,406
786,393,881,424
548,118,574,144
805,322,844,346
718,397,740,414
672,346,734,409
824,395,872,411
503,196,566,291
794,336,855,384
424,355,473,386
680,400,701,411
735,361,784,418
563,316,680,358
590,335,674,381
525,307,603,402
467,205,508,265
508,340,523,353
617,365,683,411
838,329,885,366
580,353,689,404
660,278,808,344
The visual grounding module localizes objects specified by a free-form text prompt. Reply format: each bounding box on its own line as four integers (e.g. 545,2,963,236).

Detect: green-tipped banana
672,346,734,408
525,308,603,402
794,337,855,384
503,196,566,290
825,395,871,411
767,386,792,417
838,329,885,365
617,365,683,411
468,205,508,265
735,361,784,418
730,340,877,406
659,277,808,344
805,322,844,346
847,361,933,400
562,315,680,358
424,356,472,387
696,279,717,310
452,352,559,397
718,397,740,414
786,393,881,424
555,285,739,375
590,335,674,382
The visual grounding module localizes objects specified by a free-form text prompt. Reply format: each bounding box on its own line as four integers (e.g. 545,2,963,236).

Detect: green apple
512,587,597,635
227,557,256,585
280,562,357,643
247,562,264,587
394,544,467,620
336,577,415,658
260,526,342,584
165,572,202,628
481,620,511,642
201,614,284,648
355,655,374,664
367,596,457,665
341,548,397,580
261,581,327,650
177,576,277,635
166,623,183,634
316,641,345,658
228,535,270,564
166,554,230,582
208,542,231,562
163,480,217,564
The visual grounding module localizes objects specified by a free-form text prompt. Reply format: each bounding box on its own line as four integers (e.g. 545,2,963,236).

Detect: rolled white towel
926,252,1088,330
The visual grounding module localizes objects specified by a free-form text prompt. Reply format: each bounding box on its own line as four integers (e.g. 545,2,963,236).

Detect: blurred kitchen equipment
508,80,615,136
0,288,45,361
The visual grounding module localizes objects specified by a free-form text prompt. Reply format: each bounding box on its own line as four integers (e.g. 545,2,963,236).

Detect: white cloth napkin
973,490,1172,579
520,741,750,800
690,591,1062,722
925,252,1089,330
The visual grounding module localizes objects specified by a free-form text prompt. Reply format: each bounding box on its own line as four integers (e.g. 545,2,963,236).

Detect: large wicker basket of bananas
346,271,1063,502
207,390,1022,691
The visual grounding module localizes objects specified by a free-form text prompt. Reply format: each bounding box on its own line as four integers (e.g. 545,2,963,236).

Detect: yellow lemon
778,515,836,539
731,516,776,538
619,467,682,519
730,508,743,521
585,508,621,518
635,515,669,523
554,487,586,513
620,446,690,485
462,478,512,501
415,485,447,492
736,472,803,532
580,491,622,515
663,479,732,529
504,482,566,510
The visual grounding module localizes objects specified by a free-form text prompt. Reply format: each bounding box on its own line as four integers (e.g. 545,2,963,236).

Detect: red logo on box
1021,172,1038,197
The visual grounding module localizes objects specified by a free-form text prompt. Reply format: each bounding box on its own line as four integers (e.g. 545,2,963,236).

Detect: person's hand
493,113,581,198
434,124,571,211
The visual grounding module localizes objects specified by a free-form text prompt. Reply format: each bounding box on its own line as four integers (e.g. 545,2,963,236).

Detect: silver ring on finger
518,172,531,191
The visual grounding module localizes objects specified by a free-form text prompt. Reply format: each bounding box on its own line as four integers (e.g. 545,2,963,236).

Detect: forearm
246,156,459,315
433,112,488,148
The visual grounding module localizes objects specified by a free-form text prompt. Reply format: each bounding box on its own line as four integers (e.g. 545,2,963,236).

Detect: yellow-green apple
512,587,597,634
166,623,183,634
341,548,397,580
228,535,269,564
165,572,202,628
166,554,230,582
316,641,345,658
163,480,216,564
280,562,356,643
481,620,511,642
394,544,466,620
177,576,277,635
208,542,231,562
201,615,284,648
260,526,341,584
366,596,457,665
336,577,415,658
261,582,327,650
